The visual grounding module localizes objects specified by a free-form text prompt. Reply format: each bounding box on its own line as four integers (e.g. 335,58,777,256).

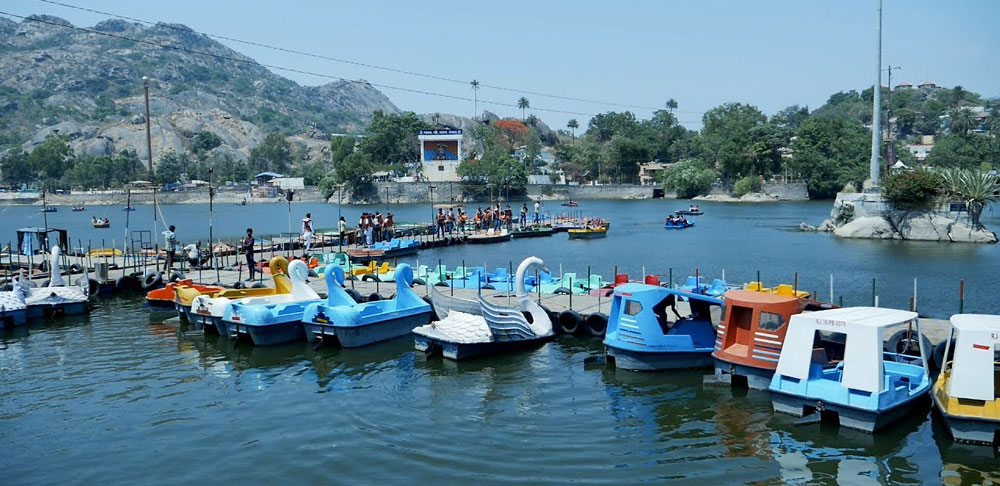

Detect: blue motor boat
301,263,432,347
369,238,420,257
220,260,322,345
604,285,722,371
664,220,694,229
768,307,930,433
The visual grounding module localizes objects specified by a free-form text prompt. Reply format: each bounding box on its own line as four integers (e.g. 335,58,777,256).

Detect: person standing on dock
338,216,348,246
533,201,540,224
436,208,445,237
162,225,178,270
302,213,314,253
242,228,256,281
520,204,528,227
384,212,394,241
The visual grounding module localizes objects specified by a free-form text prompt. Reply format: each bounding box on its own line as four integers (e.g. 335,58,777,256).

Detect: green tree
28,136,75,187
334,152,376,192
949,107,977,135
567,119,578,142
525,114,539,127
155,152,186,184
697,102,768,179
657,158,714,198
357,110,429,171
882,169,943,207
524,128,542,167
771,105,810,130
249,133,292,174
940,168,998,227
470,79,480,118
0,151,32,186
190,131,223,157
517,97,530,122
789,116,869,198
457,145,527,192
665,98,678,113
330,136,355,165
924,133,999,170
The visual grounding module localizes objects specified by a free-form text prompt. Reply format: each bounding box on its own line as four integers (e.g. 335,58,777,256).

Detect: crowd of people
434,201,546,236
356,211,394,245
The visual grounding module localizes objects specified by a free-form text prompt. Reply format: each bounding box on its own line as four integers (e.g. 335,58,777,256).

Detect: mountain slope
0,15,398,162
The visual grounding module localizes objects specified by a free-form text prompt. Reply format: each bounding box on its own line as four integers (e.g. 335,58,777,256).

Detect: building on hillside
637,162,671,186
918,81,938,89
418,129,463,182
894,81,914,90
904,143,934,162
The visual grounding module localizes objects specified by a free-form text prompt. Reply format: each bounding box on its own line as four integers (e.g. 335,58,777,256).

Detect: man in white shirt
302,213,314,253
162,225,178,270
533,201,541,224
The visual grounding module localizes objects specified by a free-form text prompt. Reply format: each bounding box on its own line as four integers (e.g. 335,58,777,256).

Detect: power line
32,0,707,117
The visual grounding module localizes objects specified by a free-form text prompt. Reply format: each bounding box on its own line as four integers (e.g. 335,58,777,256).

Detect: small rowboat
561,200,579,207
675,208,704,216
92,218,110,228
71,206,86,212
568,226,607,239
664,221,694,229
511,226,554,238
122,206,136,211
40,207,57,213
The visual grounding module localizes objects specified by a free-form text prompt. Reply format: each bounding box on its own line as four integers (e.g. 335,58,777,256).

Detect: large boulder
833,217,900,239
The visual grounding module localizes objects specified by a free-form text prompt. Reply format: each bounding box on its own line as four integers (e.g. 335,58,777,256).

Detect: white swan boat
20,245,90,318
413,256,554,360
0,277,28,327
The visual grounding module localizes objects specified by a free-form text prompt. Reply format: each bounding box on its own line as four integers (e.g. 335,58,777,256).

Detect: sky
3,0,999,131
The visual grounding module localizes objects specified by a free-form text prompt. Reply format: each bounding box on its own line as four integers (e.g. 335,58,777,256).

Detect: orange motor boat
147,279,222,310
708,289,835,390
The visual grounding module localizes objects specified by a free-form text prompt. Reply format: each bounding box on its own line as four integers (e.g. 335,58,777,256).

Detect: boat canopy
775,307,919,393
615,283,723,305
16,227,68,255
947,314,1000,401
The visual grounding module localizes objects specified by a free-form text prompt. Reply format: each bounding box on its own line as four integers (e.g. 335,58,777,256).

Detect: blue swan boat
300,263,432,347
220,260,322,345
603,285,722,371
769,307,930,433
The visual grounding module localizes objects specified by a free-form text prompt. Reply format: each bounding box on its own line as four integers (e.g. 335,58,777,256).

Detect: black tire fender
586,313,609,337
558,310,581,334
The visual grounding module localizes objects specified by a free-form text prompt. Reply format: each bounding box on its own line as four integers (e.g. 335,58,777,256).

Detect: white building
418,129,463,182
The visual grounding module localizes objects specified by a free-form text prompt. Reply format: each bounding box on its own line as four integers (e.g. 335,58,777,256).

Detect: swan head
324,262,346,289
287,259,309,283
514,256,546,297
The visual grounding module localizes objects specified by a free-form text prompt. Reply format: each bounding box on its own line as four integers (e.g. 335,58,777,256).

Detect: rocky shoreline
800,193,997,244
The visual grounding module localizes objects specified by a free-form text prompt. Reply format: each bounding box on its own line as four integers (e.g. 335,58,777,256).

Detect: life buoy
931,339,955,372
367,293,382,302
586,313,609,337
142,271,163,290
553,287,571,295
558,310,581,334
345,288,364,304
362,274,378,282
251,282,266,289
412,277,426,286
86,278,99,297
69,263,82,274
885,329,930,363
169,271,184,283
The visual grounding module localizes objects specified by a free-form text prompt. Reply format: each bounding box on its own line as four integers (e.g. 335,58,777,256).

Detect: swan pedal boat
932,314,1000,446
414,256,554,360
184,256,293,332
19,246,90,318
0,279,28,327
220,259,322,345
301,263,432,346
768,307,929,433
604,285,722,371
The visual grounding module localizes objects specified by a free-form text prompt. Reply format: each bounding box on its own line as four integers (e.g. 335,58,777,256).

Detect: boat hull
304,311,432,346
414,334,552,360
228,320,304,346
770,389,928,433
25,302,87,318
606,346,712,371
933,393,1000,445
186,308,221,334
0,309,28,327
710,359,775,390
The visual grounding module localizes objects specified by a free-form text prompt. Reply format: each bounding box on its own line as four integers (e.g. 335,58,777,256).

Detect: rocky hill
0,15,399,164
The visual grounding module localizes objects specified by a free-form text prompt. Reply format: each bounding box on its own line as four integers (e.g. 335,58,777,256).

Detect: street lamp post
143,76,157,249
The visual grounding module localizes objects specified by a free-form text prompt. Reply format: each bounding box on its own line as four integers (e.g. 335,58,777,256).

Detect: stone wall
762,182,809,201
343,182,670,204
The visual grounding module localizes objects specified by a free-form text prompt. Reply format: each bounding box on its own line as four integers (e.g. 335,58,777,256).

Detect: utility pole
337,185,343,252
143,76,157,240
884,65,902,169
868,0,883,189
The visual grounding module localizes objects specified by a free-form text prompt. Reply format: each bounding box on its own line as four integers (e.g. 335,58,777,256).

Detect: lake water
4,199,998,317
2,200,999,485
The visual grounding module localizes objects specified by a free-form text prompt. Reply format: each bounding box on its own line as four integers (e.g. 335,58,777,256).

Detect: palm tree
470,80,480,120
525,114,538,127
517,97,530,122
941,168,998,228
952,85,966,108
665,98,678,113
950,107,977,135
567,119,578,142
